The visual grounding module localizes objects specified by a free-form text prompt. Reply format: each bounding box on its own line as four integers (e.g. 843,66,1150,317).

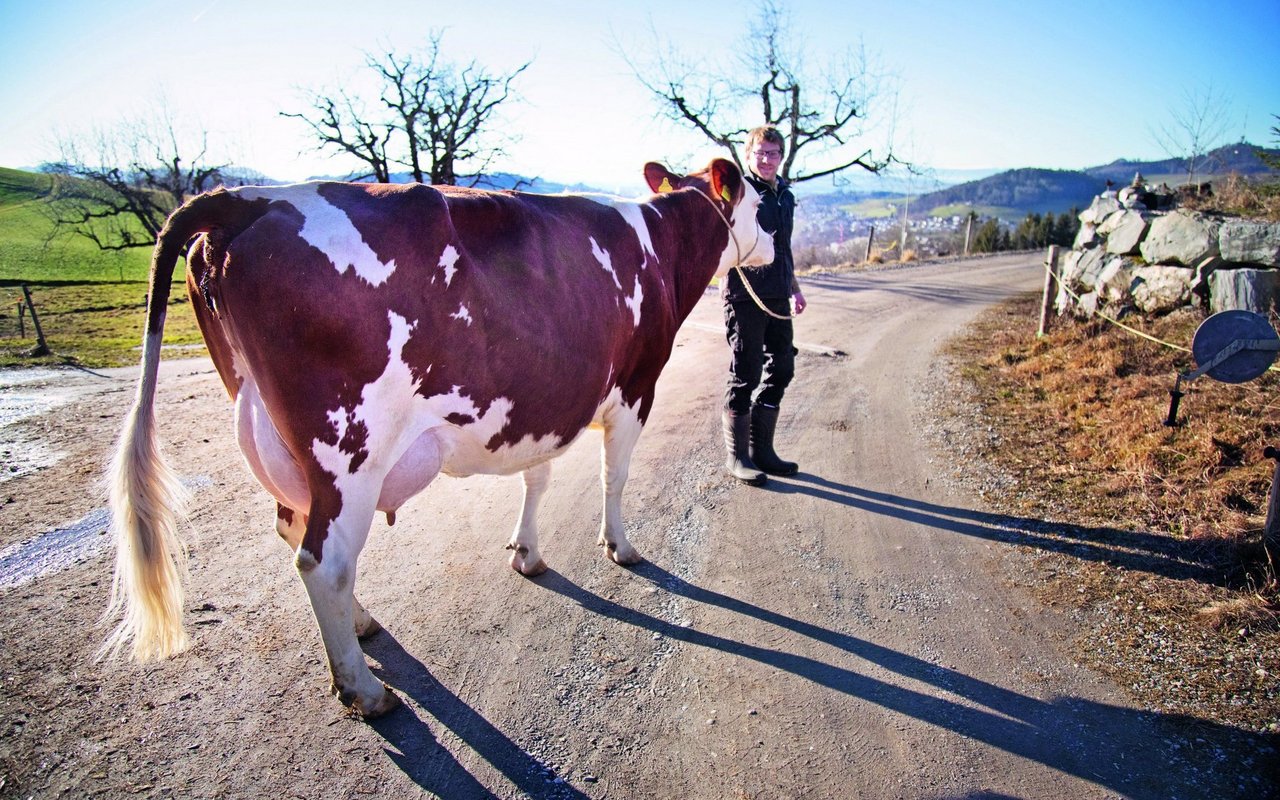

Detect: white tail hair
100,332,192,661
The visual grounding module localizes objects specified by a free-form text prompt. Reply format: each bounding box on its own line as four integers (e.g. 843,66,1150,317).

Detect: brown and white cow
105,158,772,716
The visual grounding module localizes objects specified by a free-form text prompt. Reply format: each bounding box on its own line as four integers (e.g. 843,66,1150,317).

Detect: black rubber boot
750,404,799,476
723,410,766,486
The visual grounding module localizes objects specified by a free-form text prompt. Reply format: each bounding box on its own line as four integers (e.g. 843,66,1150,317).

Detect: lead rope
691,189,796,321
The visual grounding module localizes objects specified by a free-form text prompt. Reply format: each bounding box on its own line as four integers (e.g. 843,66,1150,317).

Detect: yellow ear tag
658,177,674,193
720,187,732,203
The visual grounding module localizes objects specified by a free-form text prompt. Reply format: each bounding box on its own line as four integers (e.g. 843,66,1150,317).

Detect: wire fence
1038,246,1280,375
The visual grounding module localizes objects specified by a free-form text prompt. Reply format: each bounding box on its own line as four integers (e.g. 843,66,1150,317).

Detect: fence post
1037,245,1060,338
864,224,875,263
17,300,26,338
963,215,974,256
21,285,50,357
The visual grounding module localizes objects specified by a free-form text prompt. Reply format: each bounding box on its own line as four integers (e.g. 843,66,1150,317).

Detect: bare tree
1152,83,1234,185
624,0,897,184
285,33,528,186
43,102,229,251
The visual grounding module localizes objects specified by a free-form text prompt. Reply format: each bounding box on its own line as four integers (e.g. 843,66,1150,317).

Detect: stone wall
1055,177,1280,317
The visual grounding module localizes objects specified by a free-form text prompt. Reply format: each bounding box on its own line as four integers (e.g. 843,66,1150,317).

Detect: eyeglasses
752,148,783,161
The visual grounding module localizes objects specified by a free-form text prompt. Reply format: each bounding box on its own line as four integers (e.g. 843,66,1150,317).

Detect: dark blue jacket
723,172,797,303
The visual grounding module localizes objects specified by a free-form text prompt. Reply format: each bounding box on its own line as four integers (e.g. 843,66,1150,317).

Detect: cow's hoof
335,682,401,719
509,552,548,577
603,543,643,567
355,615,383,639
360,685,401,719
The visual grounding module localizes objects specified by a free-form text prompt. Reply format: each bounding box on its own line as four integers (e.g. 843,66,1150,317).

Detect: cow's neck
648,191,731,321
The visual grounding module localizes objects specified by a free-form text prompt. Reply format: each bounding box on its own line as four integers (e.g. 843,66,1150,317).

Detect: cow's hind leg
295,496,398,718
598,401,644,566
507,461,550,576
276,503,381,639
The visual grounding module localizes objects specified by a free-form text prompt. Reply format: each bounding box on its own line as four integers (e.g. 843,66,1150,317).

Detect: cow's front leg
507,461,550,576
277,502,381,639
598,401,644,566
296,498,398,718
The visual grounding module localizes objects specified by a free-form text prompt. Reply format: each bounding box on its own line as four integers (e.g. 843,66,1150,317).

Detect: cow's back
196,182,671,477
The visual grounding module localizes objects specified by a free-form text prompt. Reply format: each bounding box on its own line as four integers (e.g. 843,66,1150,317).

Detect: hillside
912,167,1102,218
1086,142,1280,184
0,167,151,284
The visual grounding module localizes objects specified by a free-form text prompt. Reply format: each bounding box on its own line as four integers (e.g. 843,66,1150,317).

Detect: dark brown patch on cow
445,412,475,425
338,414,370,474
277,505,295,525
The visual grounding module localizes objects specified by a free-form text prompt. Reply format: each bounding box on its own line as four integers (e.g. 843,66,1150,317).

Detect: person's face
747,139,783,183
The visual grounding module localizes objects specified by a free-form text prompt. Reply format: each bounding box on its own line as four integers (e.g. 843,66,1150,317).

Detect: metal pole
1264,446,1280,556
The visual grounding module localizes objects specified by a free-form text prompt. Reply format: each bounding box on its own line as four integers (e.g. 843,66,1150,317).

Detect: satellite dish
1191,310,1280,384
1165,310,1279,426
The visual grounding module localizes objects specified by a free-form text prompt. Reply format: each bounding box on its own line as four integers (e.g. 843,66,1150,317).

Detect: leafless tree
43,102,229,251
285,33,528,186
1152,83,1234,185
623,0,898,184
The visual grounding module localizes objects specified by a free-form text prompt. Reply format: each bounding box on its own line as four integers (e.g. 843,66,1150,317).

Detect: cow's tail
101,188,262,662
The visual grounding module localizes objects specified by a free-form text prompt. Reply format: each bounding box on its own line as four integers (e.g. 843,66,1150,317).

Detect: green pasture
0,167,201,368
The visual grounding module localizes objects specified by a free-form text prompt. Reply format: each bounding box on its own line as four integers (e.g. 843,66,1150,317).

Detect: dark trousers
724,297,795,414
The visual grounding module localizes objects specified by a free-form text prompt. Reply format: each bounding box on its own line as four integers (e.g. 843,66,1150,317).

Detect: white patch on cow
451,304,473,326
583,195,657,266
590,237,622,290
237,183,396,287
311,313,421,485
439,245,460,287
624,279,643,327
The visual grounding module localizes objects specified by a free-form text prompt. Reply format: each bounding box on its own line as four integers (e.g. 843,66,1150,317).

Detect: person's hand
792,290,807,315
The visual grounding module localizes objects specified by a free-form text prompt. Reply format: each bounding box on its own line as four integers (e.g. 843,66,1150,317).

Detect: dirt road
0,254,1272,799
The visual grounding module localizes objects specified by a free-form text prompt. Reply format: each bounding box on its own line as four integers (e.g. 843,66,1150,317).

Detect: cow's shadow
531,564,1279,800
364,632,590,800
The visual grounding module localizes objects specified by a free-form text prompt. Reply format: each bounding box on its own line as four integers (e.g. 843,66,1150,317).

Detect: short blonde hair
745,126,785,160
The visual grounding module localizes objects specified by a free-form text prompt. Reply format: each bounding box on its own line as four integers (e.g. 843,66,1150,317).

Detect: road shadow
532,566,1279,799
363,631,590,800
799,272,1023,306
769,473,1224,585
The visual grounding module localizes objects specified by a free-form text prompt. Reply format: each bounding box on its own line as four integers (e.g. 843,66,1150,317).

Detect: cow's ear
645,162,681,194
708,158,741,204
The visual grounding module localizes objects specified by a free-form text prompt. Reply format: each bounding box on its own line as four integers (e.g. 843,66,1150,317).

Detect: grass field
0,166,200,368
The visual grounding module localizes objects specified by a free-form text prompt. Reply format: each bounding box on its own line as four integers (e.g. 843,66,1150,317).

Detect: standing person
722,125,807,486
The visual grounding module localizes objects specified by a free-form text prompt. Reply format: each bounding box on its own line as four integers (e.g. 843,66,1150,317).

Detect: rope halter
691,186,795,321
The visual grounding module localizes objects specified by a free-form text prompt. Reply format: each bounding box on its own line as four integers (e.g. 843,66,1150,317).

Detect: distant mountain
891,141,1280,221
912,168,1103,218
791,166,1000,196
1085,142,1280,185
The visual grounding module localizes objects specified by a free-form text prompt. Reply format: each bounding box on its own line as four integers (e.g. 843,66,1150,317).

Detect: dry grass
943,294,1280,732
1183,174,1280,221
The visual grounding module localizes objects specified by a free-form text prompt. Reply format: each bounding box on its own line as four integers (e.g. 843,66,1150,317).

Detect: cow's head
645,159,775,275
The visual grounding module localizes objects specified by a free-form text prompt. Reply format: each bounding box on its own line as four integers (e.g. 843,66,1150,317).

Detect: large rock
1140,210,1220,266
1209,268,1280,314
1130,265,1194,314
1079,195,1121,226
1099,210,1149,256
1096,256,1138,304
1074,221,1099,250
1219,219,1280,266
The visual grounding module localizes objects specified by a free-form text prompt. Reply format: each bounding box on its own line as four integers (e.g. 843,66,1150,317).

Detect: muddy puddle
0,365,212,588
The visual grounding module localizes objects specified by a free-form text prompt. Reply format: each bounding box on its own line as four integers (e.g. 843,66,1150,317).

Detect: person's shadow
770,473,1227,584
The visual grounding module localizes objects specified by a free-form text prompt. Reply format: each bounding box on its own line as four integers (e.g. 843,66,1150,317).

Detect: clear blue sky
2,0,1277,192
